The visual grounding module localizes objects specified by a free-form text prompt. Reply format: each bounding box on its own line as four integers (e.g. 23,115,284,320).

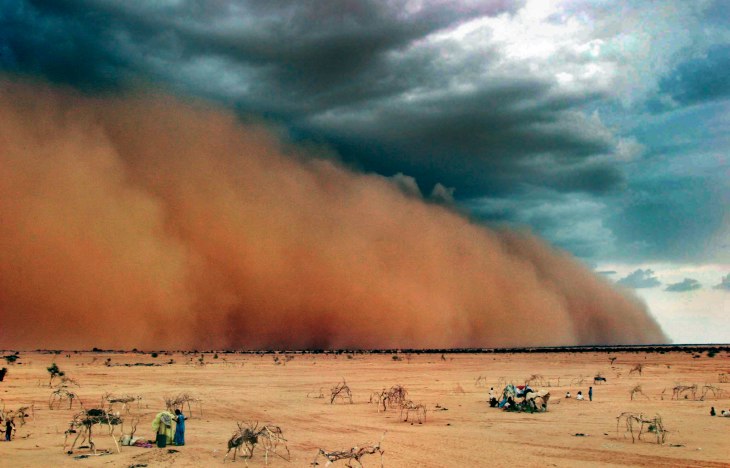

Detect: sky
1,0,728,344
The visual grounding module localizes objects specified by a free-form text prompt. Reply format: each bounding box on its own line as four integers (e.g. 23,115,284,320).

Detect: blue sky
1,0,727,342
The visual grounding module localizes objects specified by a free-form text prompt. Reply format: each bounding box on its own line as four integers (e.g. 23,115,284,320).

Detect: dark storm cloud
2,0,727,264
607,175,728,262
659,45,730,107
665,278,701,292
0,0,627,202
466,191,615,259
617,269,661,289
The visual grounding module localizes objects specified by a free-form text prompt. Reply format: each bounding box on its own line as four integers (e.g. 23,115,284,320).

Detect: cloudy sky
2,0,728,343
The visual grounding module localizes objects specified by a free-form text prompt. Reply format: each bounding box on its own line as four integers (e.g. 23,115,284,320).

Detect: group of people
152,409,187,447
487,385,548,413
709,407,730,417
565,386,593,401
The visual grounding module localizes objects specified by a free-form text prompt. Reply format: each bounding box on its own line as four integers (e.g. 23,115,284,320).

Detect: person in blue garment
173,409,187,445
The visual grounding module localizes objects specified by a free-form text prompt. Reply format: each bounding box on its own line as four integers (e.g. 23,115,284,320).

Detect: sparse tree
47,362,65,387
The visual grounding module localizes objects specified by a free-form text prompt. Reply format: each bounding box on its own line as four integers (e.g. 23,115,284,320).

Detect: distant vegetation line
4,344,729,354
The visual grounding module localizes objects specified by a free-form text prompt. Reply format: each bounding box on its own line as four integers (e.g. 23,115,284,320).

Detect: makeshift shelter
496,384,550,413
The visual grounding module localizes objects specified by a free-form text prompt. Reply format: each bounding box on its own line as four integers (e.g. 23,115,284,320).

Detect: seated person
565,391,571,398
576,391,584,401
504,396,516,410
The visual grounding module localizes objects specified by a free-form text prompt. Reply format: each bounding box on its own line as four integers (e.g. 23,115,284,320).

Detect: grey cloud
617,269,661,289
389,172,422,198
659,45,730,108
1,0,629,201
3,0,728,265
607,174,728,263
714,274,730,291
665,278,701,292
430,183,455,204
467,191,617,260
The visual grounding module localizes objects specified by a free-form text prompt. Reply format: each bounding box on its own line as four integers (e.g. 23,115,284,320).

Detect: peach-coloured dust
0,78,666,349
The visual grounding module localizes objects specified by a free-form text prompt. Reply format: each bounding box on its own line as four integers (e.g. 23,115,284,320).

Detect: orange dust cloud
0,78,666,350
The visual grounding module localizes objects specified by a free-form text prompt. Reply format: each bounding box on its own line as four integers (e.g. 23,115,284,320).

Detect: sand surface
1,349,729,467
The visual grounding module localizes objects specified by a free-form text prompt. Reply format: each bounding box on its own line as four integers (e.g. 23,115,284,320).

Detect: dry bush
628,364,644,376
102,393,141,414
63,408,123,454
224,421,289,464
164,393,202,418
399,400,427,423
700,384,723,400
570,375,586,386
671,384,697,400
525,374,548,387
629,385,650,401
616,412,668,444
330,379,353,405
49,387,78,410
370,385,408,413
311,432,385,467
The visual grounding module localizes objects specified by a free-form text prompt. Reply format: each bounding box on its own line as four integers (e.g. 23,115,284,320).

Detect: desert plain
1,348,729,467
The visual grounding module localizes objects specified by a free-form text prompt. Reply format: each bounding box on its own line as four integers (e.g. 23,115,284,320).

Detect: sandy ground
1,350,729,467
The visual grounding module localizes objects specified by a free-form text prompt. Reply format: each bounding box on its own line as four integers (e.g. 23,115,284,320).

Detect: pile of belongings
493,384,550,413
119,435,154,448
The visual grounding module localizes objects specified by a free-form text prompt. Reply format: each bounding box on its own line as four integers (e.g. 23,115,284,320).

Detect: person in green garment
152,411,175,447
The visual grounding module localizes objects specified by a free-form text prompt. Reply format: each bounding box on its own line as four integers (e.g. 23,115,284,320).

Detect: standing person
173,409,187,446
710,407,716,416
152,411,175,447
5,418,14,441
588,386,593,401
